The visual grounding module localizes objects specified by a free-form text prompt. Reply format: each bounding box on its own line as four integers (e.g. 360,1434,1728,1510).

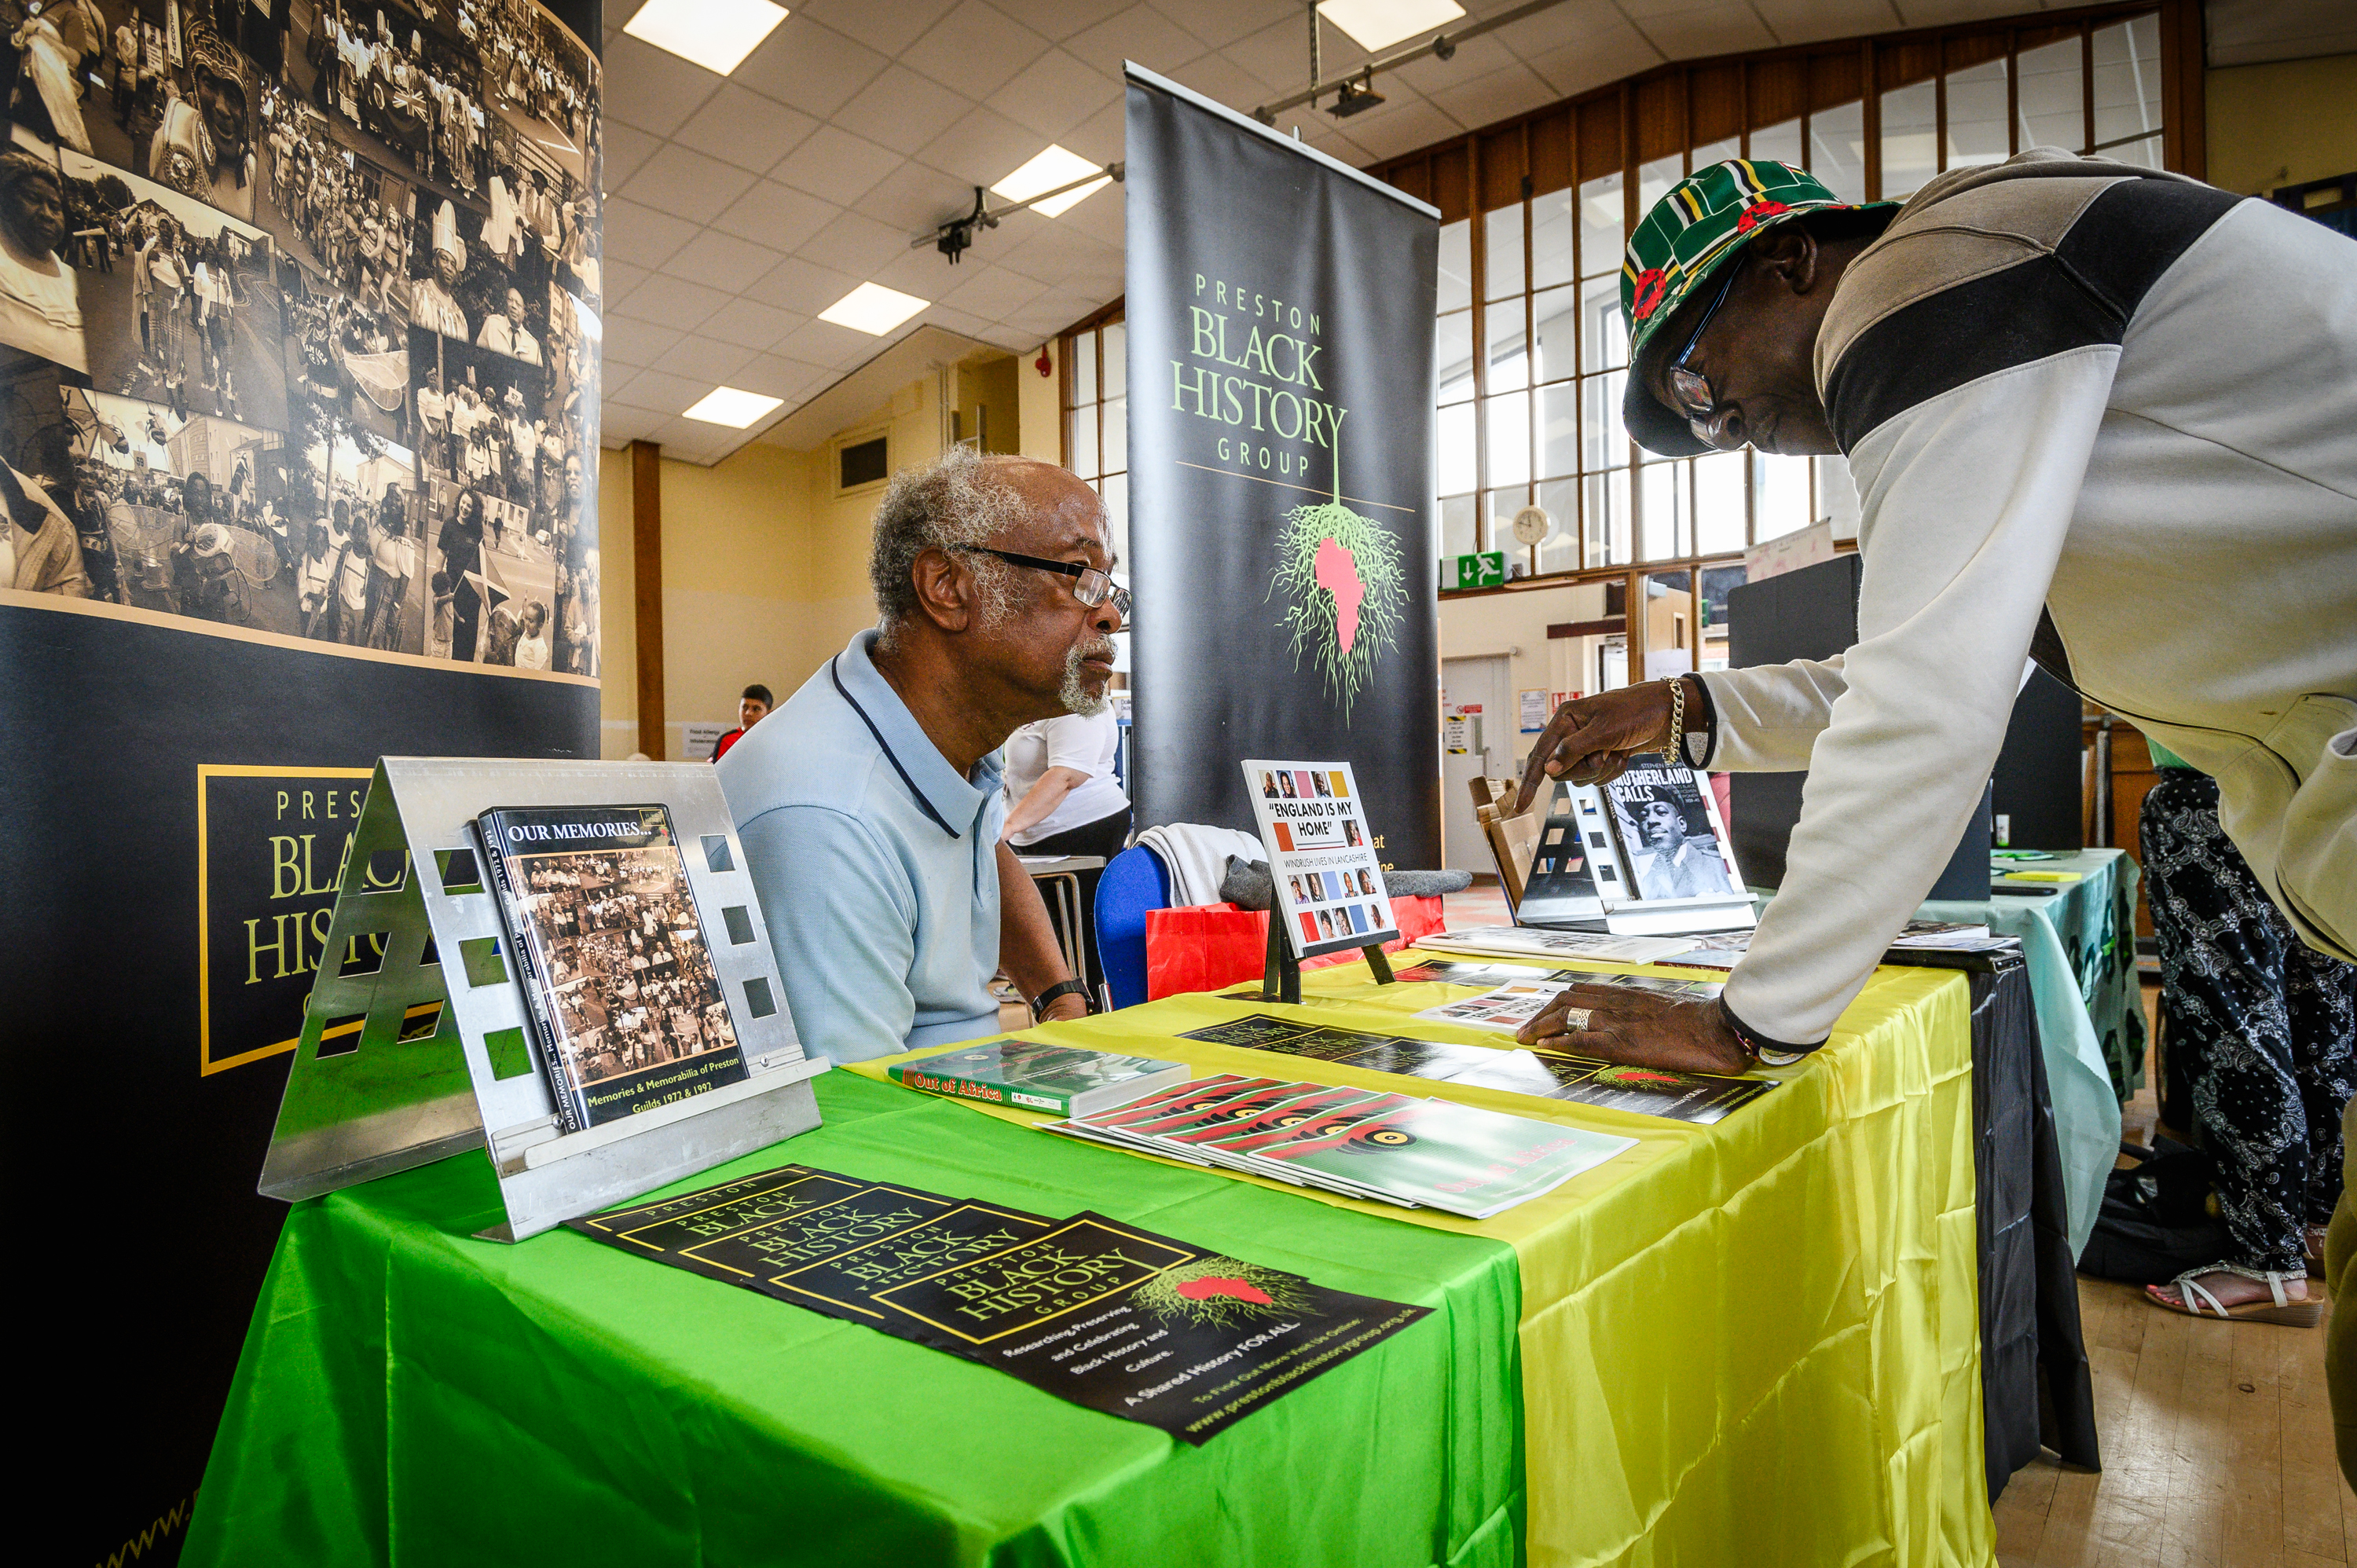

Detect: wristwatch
1030,978,1094,1017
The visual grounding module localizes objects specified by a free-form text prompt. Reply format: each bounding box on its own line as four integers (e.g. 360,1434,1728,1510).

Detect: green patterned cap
1621,159,1893,455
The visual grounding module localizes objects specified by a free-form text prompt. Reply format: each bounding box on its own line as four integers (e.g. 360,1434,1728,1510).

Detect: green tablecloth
1923,848,2144,1256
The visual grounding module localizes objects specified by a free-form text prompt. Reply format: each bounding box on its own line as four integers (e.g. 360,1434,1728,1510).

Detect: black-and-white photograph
62,145,286,427
418,468,592,672
254,87,412,309
1605,770,1739,902
281,256,406,444
526,845,731,1092
284,416,420,650
408,191,548,360
64,383,297,627
0,354,98,594
0,128,87,373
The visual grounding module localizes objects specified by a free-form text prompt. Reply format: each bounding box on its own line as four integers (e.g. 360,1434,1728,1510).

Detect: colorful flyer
1242,758,1399,959
1237,1097,1637,1219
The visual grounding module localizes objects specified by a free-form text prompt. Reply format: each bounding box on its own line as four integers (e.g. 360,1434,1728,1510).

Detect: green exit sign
1453,551,1505,589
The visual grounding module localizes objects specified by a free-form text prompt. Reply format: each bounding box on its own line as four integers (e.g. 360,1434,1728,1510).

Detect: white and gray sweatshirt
1692,149,2357,1051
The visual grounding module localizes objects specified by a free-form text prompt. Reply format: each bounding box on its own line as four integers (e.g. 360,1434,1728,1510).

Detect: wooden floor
1994,985,2353,1566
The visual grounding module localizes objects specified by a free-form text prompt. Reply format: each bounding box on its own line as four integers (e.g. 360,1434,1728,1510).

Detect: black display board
1123,67,1441,869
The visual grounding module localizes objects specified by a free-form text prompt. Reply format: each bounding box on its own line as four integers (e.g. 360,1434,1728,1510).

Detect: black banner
1124,67,1441,868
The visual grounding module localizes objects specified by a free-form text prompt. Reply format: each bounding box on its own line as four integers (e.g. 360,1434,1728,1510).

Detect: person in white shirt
0,151,87,372
999,705,1130,998
475,285,541,365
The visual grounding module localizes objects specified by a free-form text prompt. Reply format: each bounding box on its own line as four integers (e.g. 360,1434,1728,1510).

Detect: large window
1383,2,2179,604
1061,313,1127,566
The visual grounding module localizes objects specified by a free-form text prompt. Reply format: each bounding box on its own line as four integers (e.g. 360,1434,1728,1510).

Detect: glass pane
1750,117,1802,168
1439,493,1478,560
1067,405,1098,478
1531,187,1575,292
2018,38,2084,155
1690,137,1739,178
1071,329,1096,406
1438,218,1472,313
1694,451,1746,555
1485,301,1528,392
1437,403,1476,496
1946,58,2011,171
1581,274,1626,373
1487,489,1532,575
1641,570,1695,680
1487,390,1530,489
1814,452,1862,540
1100,395,1125,474
1698,562,1744,671
1637,156,1683,229
1582,371,1626,473
1809,101,1866,203
1585,469,1631,568
1578,172,1624,279
1101,321,1126,400
2092,16,2163,168
1435,310,1475,405
1101,471,1128,566
1530,284,1575,387
1535,476,1579,576
1880,79,1937,200
1484,203,1525,301
1638,460,1688,561
1538,381,1578,479
1754,453,1813,542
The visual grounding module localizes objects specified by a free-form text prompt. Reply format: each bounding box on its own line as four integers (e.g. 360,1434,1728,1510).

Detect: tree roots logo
1268,500,1405,722
1135,1257,1311,1328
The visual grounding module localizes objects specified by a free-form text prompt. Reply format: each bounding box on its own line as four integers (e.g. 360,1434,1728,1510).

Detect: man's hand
1513,682,1680,813
1512,985,1750,1075
1034,991,1090,1024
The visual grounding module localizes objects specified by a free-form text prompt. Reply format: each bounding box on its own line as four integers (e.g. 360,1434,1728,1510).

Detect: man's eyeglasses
956,547,1131,620
1664,257,1745,438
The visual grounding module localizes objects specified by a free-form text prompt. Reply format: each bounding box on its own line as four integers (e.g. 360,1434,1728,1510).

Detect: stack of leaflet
1414,924,1703,965
1662,920,2014,973
1043,1075,1636,1220
1413,971,1724,1035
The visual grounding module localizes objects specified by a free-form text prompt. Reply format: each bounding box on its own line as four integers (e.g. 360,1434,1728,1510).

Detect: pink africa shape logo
1314,536,1365,653
1270,499,1404,721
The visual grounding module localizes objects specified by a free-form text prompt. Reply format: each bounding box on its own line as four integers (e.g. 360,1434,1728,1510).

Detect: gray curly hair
869,445,1023,639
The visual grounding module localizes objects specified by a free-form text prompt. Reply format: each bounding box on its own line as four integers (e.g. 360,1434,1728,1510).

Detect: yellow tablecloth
857,957,1994,1567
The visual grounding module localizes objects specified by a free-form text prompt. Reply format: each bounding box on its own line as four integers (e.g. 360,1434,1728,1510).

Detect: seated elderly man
718,446,1127,1062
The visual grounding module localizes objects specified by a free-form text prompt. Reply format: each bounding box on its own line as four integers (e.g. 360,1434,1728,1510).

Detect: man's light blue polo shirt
716,629,1007,1063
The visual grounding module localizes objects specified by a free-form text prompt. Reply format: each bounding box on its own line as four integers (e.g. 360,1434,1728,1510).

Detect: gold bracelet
1664,676,1684,762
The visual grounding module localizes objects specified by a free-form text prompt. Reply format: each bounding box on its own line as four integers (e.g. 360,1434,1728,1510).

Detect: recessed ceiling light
819,282,928,336
992,145,1112,219
623,0,787,76
1317,0,1464,53
684,387,785,427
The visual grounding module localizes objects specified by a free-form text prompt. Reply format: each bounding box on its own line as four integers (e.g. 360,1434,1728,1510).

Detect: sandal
2146,1263,2321,1326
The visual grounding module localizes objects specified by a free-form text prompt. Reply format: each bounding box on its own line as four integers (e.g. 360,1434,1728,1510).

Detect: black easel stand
1261,916,1394,1003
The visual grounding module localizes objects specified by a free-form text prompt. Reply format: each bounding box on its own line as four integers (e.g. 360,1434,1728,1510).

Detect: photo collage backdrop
0,0,602,675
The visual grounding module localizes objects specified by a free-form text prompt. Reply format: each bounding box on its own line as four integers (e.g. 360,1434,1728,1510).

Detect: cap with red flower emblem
1620,159,1894,456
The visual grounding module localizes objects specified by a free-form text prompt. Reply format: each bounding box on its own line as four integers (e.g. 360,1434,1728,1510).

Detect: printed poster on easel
1242,759,1399,960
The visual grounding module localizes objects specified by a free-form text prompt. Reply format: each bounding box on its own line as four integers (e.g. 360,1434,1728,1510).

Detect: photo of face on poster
252,100,414,314
0,129,87,373
407,192,548,361
1605,769,1739,902
281,258,408,446
60,146,287,427
284,419,421,651
420,468,588,673
56,382,295,628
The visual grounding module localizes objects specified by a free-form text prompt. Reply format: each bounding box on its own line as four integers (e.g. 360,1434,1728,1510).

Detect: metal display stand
1260,914,1392,1003
258,758,827,1241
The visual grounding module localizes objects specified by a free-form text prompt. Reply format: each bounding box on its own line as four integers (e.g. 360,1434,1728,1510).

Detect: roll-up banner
0,1,603,1557
1124,64,1441,870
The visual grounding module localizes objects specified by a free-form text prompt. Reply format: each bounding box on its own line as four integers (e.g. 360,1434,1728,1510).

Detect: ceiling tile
794,209,921,278
599,259,653,306
900,0,1054,100
1165,51,1281,110
940,262,1053,318
772,124,907,207
830,65,977,157
746,255,863,316
1172,0,1299,51
709,180,841,252
775,315,901,366
1424,60,1558,127
1219,14,1310,93
1057,97,1127,166
984,47,1120,140
601,196,703,271
1752,0,1908,47
599,405,663,448
695,296,806,352
918,103,1054,188
1064,5,1207,78
994,226,1120,288
1621,2,1781,60
796,0,964,59
859,161,978,237
1338,97,1469,161
732,17,893,119
1052,183,1126,248
669,85,822,174
610,276,735,333
1519,20,1662,102
1385,32,1519,95
660,228,787,292
602,313,675,369
616,143,760,225
984,0,1132,42
868,244,965,298
651,333,759,382
730,353,835,401
615,368,713,416
602,35,724,137
600,122,662,191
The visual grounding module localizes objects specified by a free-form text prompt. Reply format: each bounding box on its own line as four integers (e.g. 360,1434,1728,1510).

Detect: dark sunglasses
956,546,1131,620
1664,256,1747,438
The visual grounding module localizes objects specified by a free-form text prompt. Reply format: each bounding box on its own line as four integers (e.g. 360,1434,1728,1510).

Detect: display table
186,963,1996,1568
1922,848,2144,1253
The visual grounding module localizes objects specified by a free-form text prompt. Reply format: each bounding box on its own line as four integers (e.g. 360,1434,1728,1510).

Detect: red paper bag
1143,895,1450,1000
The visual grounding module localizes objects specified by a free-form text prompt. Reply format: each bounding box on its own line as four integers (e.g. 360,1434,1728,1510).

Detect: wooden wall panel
1634,73,1686,164
1690,61,1745,148
1749,57,1807,131
1479,126,1527,209
1431,142,1472,223
1808,48,1863,112
1575,96,1622,181
1529,106,1574,199
1881,38,1943,93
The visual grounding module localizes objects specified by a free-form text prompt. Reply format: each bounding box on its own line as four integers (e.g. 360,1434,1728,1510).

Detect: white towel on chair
1134,824,1266,907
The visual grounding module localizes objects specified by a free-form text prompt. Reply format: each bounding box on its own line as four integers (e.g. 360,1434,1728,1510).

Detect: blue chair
1093,842,1172,1011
